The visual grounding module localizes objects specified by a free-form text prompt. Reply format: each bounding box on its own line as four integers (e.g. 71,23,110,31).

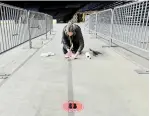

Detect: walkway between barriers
0,24,148,116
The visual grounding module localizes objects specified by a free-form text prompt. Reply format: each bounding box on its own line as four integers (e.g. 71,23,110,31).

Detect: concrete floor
0,24,148,116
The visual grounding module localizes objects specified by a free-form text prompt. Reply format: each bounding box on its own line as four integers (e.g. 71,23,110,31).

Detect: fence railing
113,1,149,52
89,13,97,34
96,9,113,43
84,15,89,30
0,3,53,54
85,0,149,59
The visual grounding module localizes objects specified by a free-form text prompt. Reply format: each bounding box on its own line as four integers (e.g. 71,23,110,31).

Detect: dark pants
63,44,81,54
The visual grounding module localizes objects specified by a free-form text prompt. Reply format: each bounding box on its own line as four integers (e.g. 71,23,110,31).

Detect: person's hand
67,49,71,52
67,49,72,57
70,52,79,60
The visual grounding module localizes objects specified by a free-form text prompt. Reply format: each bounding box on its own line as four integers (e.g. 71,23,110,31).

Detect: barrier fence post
46,14,47,39
50,16,52,35
110,9,114,47
27,11,32,49
95,13,98,38
89,15,90,34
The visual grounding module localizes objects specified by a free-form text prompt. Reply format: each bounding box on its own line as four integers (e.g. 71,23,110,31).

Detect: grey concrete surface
0,24,149,116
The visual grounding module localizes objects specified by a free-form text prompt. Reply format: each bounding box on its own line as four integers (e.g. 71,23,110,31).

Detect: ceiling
2,1,89,22
1,1,134,22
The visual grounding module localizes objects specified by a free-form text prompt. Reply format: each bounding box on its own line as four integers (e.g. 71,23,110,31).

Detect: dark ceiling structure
2,1,134,22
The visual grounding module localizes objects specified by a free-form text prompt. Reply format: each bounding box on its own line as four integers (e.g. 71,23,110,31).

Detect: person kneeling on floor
61,22,84,59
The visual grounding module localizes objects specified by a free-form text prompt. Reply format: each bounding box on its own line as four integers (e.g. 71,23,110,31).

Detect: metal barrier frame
85,0,149,59
112,0,149,50
89,13,97,34
0,2,53,54
96,9,113,45
0,3,29,53
112,0,149,59
84,15,90,31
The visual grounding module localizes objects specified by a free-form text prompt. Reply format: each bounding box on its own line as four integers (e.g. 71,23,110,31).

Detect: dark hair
68,25,74,32
65,22,76,35
67,22,74,32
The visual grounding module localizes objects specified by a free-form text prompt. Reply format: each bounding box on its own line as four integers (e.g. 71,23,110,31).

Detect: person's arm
76,26,84,54
71,26,84,59
61,29,70,51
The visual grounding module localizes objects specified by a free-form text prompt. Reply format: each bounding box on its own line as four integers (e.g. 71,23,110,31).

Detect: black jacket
61,24,84,53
